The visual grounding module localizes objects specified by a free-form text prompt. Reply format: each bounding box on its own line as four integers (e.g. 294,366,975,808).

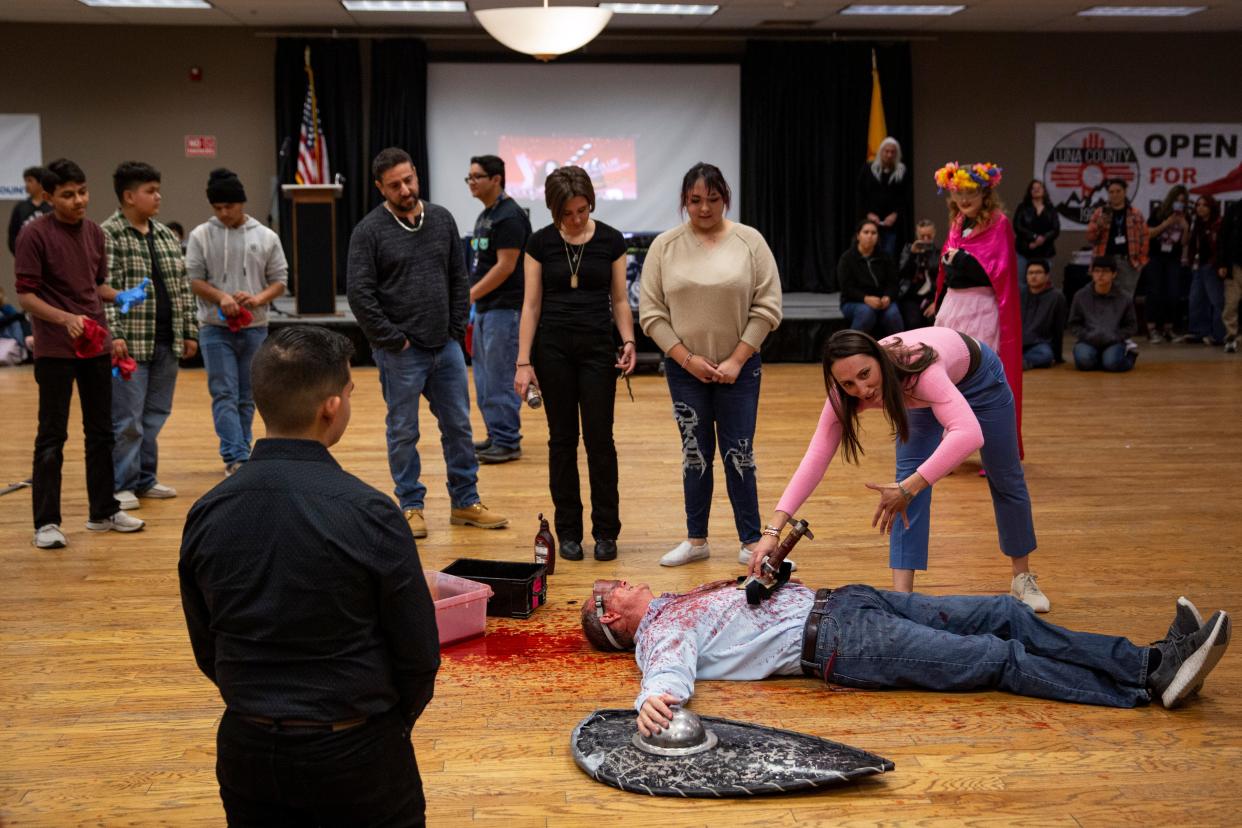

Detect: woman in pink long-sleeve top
746,326,1049,611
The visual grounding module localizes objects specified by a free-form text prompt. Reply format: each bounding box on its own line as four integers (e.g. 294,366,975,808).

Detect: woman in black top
837,219,903,336
1013,179,1060,294
856,137,911,258
1141,185,1189,342
515,166,636,562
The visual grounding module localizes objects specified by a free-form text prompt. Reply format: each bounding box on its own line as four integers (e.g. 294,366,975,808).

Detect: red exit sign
185,135,217,158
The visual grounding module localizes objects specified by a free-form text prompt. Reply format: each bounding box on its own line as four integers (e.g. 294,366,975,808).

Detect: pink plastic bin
426,570,493,647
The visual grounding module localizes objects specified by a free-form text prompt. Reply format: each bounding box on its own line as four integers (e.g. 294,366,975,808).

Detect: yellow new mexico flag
866,50,887,161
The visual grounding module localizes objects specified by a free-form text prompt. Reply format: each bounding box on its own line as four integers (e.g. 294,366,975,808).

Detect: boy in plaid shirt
103,162,199,508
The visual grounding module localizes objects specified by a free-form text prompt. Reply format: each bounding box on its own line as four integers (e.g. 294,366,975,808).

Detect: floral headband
934,162,1003,194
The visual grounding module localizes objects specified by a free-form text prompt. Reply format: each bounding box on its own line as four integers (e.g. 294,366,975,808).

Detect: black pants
32,355,118,528
216,709,425,827
532,325,620,543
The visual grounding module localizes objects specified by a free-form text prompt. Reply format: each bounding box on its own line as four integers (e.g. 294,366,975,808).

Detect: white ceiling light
1077,5,1205,16
839,4,966,14
78,0,211,8
475,1,613,62
342,1,467,11
598,3,719,14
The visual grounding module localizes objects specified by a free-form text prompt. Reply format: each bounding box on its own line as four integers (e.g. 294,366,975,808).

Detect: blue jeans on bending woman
663,353,762,545
811,585,1150,707
890,343,1036,571
842,301,904,337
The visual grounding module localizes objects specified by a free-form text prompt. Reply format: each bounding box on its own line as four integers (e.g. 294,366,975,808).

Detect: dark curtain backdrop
369,40,431,206
275,39,364,293
740,41,914,293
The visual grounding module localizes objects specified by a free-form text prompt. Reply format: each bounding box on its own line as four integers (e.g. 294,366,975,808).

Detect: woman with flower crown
929,163,1024,458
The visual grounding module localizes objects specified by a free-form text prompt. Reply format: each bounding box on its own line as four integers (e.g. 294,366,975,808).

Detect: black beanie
206,168,247,204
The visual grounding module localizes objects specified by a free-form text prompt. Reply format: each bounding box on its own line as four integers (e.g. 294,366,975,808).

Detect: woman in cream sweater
639,162,782,567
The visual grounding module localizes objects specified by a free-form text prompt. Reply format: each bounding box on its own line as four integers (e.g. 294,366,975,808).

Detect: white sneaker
139,482,177,499
34,524,66,549
738,545,797,572
659,541,710,567
85,511,146,533
1226,339,1238,354
1147,330,1164,345
1011,572,1050,613
114,490,139,510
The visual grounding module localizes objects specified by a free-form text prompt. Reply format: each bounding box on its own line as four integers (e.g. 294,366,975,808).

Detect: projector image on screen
500,135,637,202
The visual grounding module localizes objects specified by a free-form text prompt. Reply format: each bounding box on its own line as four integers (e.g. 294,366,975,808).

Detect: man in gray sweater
1068,256,1138,372
347,147,507,539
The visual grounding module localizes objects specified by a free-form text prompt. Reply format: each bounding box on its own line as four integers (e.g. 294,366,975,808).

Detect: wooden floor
2,352,1241,826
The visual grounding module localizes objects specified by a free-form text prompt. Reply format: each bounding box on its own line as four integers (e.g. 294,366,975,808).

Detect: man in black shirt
7,165,52,254
466,154,531,464
179,325,440,826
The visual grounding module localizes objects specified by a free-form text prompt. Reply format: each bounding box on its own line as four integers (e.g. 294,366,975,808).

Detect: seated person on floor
896,219,939,329
1020,260,1066,370
581,578,1230,736
1068,255,1138,372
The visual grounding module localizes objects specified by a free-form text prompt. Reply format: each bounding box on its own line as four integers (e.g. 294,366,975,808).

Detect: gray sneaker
1226,339,1238,354
1164,596,1204,641
34,524,66,549
114,490,139,510
85,510,146,533
1150,610,1231,709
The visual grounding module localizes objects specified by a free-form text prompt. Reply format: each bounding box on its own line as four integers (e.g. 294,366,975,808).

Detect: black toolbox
441,559,546,619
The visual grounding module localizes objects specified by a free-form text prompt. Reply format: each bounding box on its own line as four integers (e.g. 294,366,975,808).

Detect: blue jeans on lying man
811,584,1150,707
891,342,1035,571
112,341,179,492
842,301,904,337
663,353,762,545
374,340,479,511
1073,342,1136,373
199,325,267,465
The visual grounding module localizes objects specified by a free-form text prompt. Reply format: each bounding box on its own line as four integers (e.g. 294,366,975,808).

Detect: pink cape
936,212,1024,458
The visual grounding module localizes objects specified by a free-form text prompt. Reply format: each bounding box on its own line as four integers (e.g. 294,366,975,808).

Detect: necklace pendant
571,273,579,289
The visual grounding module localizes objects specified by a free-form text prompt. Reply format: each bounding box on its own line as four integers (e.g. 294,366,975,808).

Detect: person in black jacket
856,137,911,257
180,325,440,827
1021,260,1066,369
1013,179,1060,296
6,165,51,254
838,218,903,336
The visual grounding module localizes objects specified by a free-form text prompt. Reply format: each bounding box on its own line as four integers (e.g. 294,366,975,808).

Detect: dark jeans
1141,255,1185,329
216,709,425,827
841,301,904,337
532,325,620,543
1022,342,1055,369
1073,342,1136,373
663,353,762,544
811,585,1151,708
32,355,118,528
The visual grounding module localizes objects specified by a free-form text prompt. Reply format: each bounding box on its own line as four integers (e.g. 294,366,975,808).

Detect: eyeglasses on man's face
464,172,495,183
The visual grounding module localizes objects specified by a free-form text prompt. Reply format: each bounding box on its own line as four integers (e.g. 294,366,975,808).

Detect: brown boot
449,502,508,529
404,508,427,539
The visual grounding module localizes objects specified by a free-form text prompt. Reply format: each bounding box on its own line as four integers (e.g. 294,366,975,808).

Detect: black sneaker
559,540,584,561
476,445,522,464
1164,596,1204,641
1149,610,1230,709
473,437,492,451
594,539,618,561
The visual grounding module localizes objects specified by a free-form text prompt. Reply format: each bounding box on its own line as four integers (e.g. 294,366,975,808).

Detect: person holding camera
897,219,939,329
515,166,636,563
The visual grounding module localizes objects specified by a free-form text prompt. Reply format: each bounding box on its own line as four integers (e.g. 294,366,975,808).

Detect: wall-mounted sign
185,135,217,159
1035,123,1242,229
0,114,43,200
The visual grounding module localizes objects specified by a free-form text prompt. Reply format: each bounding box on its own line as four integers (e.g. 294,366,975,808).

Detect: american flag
295,48,330,185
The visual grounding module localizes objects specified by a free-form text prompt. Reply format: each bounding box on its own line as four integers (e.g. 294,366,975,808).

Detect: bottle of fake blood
534,513,556,575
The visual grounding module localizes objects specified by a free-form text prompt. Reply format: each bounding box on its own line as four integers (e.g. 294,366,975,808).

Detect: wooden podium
282,183,343,315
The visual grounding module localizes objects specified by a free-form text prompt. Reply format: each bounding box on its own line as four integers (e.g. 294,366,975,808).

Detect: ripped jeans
663,352,762,544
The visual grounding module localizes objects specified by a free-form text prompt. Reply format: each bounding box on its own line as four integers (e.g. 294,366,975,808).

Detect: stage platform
269,291,845,364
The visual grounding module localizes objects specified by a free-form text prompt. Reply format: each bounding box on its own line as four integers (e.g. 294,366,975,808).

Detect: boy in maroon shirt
15,158,145,548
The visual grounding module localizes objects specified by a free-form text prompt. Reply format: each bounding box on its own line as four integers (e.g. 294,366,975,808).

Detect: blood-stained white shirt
633,582,814,712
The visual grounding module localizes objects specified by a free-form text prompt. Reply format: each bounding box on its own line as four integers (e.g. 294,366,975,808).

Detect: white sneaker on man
85,511,146,533
114,490,139,510
34,524,67,549
659,541,710,566
139,483,177,499
1011,572,1051,613
737,545,797,572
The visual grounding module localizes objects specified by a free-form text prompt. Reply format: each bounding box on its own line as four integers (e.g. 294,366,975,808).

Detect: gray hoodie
186,215,288,328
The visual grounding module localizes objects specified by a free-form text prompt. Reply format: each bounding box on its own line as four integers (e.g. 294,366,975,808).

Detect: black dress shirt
179,438,440,725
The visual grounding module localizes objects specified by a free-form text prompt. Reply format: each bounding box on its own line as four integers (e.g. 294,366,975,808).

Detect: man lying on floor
580,579,1230,735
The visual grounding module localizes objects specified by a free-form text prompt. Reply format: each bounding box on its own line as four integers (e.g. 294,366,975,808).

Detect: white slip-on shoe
114,490,139,510
85,511,146,533
738,545,797,572
1011,572,1051,613
139,482,177,499
34,524,66,549
660,541,710,567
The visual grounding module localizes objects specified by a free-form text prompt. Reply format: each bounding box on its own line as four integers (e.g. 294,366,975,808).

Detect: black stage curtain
369,40,432,206
274,39,365,293
740,41,913,293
